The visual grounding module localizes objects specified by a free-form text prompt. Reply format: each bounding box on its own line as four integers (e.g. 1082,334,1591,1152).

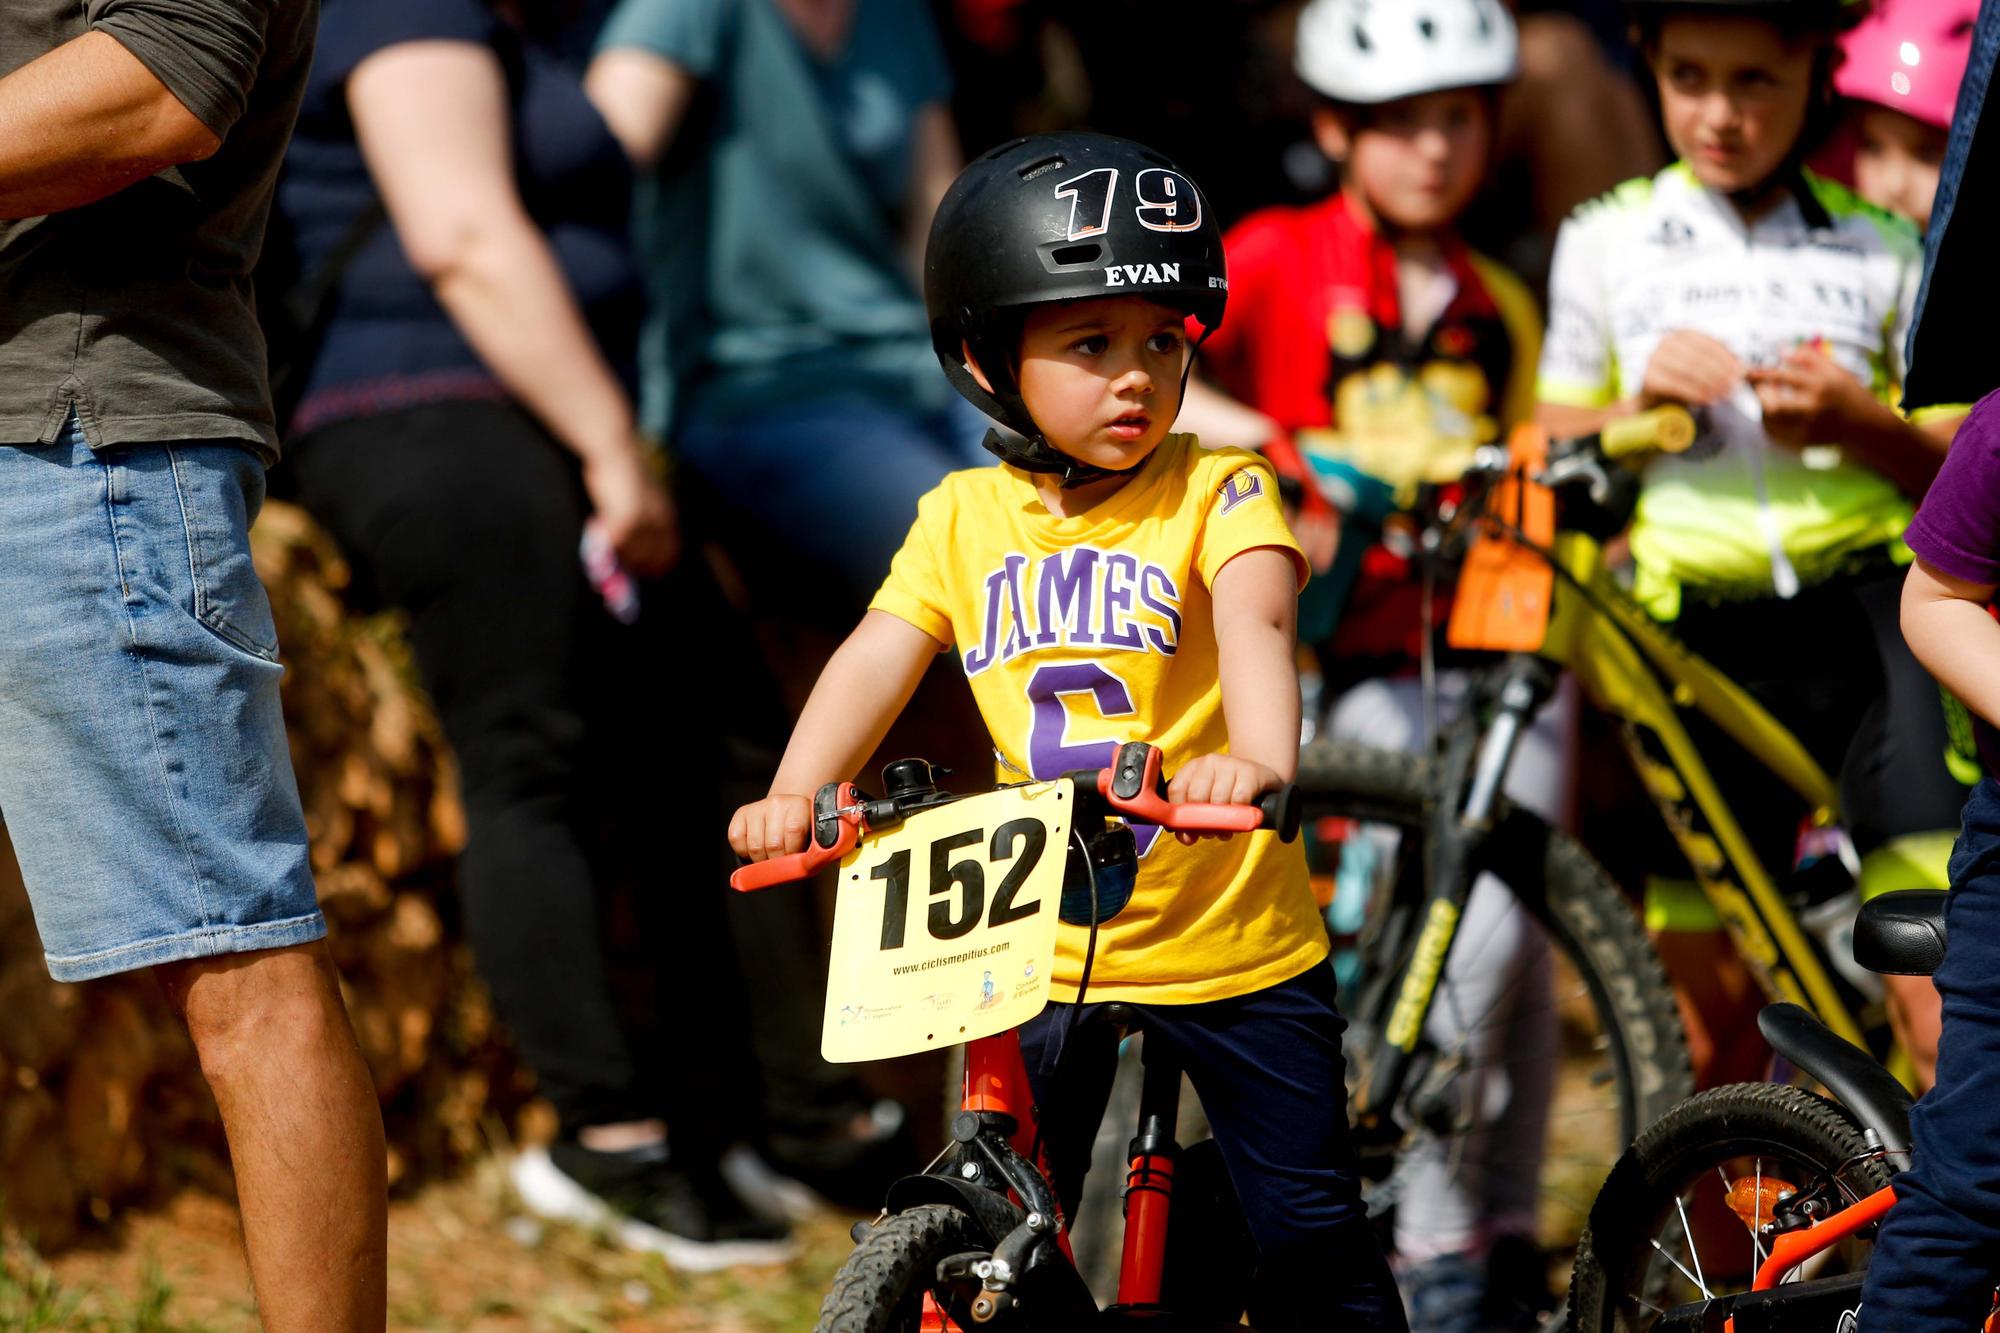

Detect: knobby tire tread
1566,1083,1896,1332
815,1204,984,1333
1295,738,1693,1144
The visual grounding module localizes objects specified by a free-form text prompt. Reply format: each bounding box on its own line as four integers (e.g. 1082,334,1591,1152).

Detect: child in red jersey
1181,3,1564,1329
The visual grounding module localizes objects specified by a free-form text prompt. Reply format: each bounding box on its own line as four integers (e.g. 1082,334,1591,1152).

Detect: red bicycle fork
919,1034,1074,1331
920,1027,1186,1328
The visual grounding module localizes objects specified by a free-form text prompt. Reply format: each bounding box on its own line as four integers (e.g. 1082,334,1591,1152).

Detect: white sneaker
508,1144,799,1273
719,1144,827,1225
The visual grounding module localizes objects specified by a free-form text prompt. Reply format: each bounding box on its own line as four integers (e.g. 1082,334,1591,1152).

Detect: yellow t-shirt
868,434,1329,1005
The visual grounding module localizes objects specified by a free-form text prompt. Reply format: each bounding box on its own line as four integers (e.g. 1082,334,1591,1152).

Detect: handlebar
728,781,864,891
1598,405,1698,461
1095,741,1303,840
728,743,1300,892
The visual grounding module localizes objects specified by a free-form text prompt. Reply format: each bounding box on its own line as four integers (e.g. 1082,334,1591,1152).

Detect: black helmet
925,133,1227,486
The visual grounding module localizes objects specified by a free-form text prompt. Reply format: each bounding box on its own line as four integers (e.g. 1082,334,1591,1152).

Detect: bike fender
883,1172,1023,1246
1758,1002,1913,1170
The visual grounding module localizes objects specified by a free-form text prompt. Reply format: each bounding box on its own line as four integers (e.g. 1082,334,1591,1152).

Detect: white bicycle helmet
1296,0,1520,104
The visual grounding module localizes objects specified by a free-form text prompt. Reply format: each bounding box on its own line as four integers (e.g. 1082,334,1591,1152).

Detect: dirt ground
4,1160,860,1332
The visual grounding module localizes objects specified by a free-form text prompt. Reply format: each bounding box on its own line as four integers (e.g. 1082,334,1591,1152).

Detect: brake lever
1538,451,1615,506
729,781,866,891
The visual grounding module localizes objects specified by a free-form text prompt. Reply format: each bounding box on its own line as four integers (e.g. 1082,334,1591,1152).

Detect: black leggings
1671,561,1966,879
287,399,760,1138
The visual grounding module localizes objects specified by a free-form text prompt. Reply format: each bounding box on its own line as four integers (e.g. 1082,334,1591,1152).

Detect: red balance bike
731,742,1302,1331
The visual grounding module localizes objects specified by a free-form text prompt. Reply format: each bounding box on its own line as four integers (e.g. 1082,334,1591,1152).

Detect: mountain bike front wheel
1566,1082,1895,1332
1297,739,1693,1268
815,1204,984,1333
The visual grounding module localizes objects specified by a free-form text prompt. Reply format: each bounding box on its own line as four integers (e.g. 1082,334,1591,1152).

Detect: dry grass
15,1158,859,1332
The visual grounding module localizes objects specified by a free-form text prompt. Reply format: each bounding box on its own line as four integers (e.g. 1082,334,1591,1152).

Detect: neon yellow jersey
869,435,1328,1004
1537,164,1962,617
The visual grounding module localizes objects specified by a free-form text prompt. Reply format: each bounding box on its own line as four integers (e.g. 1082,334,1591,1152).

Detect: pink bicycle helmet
1836,0,1979,131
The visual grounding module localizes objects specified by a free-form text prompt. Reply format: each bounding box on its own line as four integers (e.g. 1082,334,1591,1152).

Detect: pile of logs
0,502,531,1251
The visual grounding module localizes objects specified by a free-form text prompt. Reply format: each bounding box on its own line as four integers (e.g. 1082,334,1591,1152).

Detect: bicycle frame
1543,528,1867,1049
739,747,1299,1330
1648,1182,1980,1332
1353,458,1881,1136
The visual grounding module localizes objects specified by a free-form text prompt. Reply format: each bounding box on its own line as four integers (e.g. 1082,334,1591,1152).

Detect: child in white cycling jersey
728,132,1407,1329
1538,0,1971,1092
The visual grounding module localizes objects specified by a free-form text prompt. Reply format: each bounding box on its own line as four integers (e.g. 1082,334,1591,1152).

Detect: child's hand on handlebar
728,794,814,863
1166,754,1284,845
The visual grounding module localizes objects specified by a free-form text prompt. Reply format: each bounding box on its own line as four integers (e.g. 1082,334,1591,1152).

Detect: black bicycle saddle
1853,890,1948,976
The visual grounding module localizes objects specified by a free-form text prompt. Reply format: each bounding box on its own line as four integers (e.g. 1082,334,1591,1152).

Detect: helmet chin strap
949,324,1217,490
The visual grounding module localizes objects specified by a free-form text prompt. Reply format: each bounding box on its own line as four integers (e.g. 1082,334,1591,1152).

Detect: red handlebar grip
1098,765,1272,834
728,798,862,891
731,851,826,892
1152,801,1265,833
1097,747,1302,841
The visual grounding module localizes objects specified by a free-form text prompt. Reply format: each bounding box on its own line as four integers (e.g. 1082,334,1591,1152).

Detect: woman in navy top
273,0,789,1268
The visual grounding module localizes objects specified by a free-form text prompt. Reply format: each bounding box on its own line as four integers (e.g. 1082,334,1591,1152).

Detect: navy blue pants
1018,964,1408,1331
1860,777,2000,1330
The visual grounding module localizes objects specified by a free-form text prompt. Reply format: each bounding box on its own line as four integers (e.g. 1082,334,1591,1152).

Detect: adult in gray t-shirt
0,5,387,1327
0,1,317,452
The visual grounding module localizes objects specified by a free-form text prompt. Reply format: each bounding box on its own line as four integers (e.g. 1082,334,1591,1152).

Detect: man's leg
0,428,386,1324
157,943,386,1330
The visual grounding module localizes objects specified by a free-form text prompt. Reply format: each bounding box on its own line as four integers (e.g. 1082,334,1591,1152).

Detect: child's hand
1746,347,1872,449
1639,330,1743,409
1166,753,1283,845
729,794,814,862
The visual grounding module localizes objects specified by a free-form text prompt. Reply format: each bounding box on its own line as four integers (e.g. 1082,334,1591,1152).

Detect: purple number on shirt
1025,662,1160,855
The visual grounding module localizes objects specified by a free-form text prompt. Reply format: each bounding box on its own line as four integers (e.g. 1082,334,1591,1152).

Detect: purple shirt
1906,388,2000,773
1909,390,2000,585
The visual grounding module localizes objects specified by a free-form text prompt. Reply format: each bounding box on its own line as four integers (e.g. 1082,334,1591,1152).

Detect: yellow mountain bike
1290,408,1913,1263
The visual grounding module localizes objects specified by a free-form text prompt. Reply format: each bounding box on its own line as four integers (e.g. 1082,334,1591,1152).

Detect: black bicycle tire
1566,1082,1896,1332
1294,737,1693,1197
814,1204,986,1333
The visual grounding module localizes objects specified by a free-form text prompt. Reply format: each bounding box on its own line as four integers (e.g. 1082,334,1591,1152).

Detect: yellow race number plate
821,781,1070,1064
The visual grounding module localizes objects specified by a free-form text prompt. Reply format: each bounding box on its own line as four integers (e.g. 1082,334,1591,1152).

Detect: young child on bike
1860,389,2000,1330
728,132,1408,1329
1180,4,1562,1326
1537,0,1971,1092
1834,0,1976,234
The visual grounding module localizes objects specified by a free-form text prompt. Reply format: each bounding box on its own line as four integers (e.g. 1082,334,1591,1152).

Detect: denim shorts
0,416,323,980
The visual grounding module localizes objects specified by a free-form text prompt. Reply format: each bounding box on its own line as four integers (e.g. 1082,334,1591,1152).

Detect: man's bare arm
0,31,220,219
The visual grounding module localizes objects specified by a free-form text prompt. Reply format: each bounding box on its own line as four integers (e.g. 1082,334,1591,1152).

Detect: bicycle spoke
1648,1234,1710,1301
1754,1159,1769,1270
1676,1194,1710,1299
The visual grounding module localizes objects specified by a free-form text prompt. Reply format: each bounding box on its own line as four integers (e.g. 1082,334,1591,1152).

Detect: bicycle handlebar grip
729,782,863,892
1600,406,1697,460
1258,784,1302,843
1099,743,1297,838
730,851,824,892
